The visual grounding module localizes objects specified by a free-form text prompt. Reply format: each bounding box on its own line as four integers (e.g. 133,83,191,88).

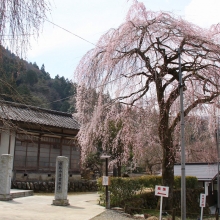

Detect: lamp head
100,152,110,159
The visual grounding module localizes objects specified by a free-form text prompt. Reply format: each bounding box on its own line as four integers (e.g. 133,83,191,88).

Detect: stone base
0,194,12,201
52,199,69,206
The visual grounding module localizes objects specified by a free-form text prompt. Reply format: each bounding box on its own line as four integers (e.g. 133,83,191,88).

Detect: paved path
0,192,105,220
91,209,134,220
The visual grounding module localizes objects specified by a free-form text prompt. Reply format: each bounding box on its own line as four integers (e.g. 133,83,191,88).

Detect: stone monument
52,156,69,206
0,154,13,201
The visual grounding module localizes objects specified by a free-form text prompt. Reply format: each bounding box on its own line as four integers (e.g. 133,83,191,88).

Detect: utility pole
178,48,186,220
216,113,220,216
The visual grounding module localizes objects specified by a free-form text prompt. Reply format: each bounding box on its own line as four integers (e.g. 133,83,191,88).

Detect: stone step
10,189,33,199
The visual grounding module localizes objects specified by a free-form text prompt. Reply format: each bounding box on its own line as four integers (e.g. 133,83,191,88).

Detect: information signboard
102,176,109,186
155,185,169,220
155,185,169,197
200,193,206,220
200,193,206,207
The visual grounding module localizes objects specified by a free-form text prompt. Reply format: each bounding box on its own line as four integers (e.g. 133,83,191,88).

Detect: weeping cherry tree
75,1,220,209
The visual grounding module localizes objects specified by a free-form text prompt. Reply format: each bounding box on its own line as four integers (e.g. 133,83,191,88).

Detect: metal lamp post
100,152,111,209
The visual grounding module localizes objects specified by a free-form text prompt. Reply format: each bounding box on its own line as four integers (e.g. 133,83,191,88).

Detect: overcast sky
25,0,220,80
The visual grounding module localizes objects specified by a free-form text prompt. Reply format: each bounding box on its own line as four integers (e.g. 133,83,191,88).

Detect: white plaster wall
9,131,15,156
0,130,15,156
9,131,15,181
0,130,16,181
205,181,209,195
0,130,10,155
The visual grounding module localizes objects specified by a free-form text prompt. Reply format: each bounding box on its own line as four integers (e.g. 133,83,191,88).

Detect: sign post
100,152,111,209
200,193,206,220
155,185,169,220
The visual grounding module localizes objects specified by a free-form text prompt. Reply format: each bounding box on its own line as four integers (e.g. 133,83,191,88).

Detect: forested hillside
0,47,76,113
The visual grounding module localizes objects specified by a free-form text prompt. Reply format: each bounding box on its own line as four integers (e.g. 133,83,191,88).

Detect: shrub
174,176,198,189
97,175,198,207
119,188,209,217
98,177,144,206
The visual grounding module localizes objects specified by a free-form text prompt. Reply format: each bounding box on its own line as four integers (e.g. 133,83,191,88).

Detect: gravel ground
90,210,135,220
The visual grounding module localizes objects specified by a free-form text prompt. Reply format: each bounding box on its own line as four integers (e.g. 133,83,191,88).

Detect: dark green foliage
81,152,103,179
172,188,210,217
97,175,209,217
0,47,77,112
32,62,39,69
97,175,198,207
121,188,209,217
97,177,135,207
174,176,198,189
26,70,38,85
60,101,70,112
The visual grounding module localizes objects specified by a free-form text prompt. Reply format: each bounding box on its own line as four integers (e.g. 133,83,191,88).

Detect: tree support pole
178,48,186,220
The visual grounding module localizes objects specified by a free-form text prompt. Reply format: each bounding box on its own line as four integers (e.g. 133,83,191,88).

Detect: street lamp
100,152,111,209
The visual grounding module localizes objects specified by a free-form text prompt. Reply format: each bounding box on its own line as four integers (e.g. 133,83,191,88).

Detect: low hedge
97,175,198,207
122,188,210,217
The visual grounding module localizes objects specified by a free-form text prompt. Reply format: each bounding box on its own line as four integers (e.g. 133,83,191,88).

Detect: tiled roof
0,101,80,130
174,163,219,181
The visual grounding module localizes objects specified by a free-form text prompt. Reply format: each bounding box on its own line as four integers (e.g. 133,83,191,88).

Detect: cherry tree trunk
117,163,122,177
159,120,175,211
162,146,174,211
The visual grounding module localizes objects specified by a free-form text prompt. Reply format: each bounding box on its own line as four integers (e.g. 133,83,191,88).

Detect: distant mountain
0,47,76,113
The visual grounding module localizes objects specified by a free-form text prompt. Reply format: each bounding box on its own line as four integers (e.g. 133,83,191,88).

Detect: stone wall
13,172,81,182
11,180,98,192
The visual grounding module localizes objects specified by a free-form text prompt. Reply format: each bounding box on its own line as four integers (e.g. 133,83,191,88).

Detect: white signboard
155,185,169,220
200,193,206,207
102,176,109,186
155,185,169,197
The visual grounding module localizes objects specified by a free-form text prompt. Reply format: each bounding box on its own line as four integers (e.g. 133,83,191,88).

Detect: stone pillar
52,156,69,206
0,154,13,201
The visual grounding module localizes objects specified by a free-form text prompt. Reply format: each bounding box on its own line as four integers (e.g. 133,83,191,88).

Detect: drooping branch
170,93,219,132
0,0,50,55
